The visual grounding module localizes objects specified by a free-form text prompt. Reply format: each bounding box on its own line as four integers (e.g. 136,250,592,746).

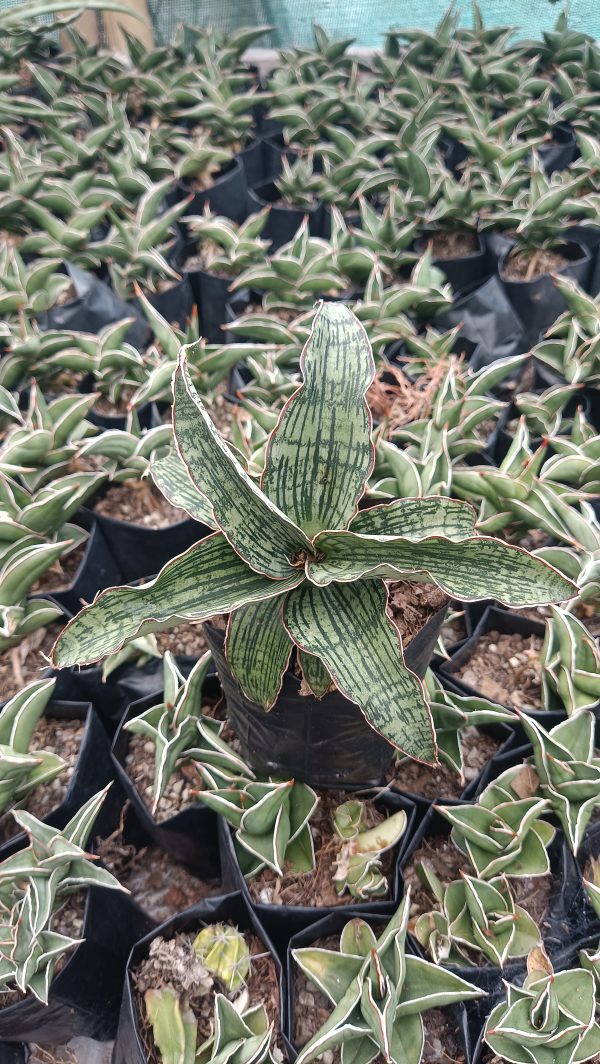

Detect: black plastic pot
218,790,416,952
0,884,151,1043
237,137,267,189
37,262,148,347
130,271,195,332
203,604,448,788
436,273,527,367
285,909,474,1064
438,132,470,175
45,522,126,619
171,158,249,233
183,263,249,344
92,788,222,922
112,892,283,1064
111,691,220,872
438,604,547,716
418,232,490,292
77,374,160,431
499,240,593,346
0,701,115,861
248,181,324,250
538,122,578,174
91,509,211,583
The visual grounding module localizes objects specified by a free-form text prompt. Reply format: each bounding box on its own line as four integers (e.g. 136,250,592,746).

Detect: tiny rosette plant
0,787,124,1003
516,711,600,853
484,949,600,1064
0,676,65,814
52,302,575,765
292,892,483,1064
541,606,600,715
414,867,541,968
123,650,249,814
332,799,407,900
437,773,556,879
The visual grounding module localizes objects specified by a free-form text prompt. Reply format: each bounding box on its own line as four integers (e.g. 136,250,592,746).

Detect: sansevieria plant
52,303,575,763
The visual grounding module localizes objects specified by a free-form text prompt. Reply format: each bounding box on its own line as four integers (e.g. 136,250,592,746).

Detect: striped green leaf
307,532,577,606
298,650,332,697
283,579,435,762
150,448,217,529
261,302,375,537
173,353,311,579
52,533,301,668
225,597,292,710
350,497,477,540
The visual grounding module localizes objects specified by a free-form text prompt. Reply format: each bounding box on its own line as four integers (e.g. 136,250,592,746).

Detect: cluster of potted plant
0,2,599,1062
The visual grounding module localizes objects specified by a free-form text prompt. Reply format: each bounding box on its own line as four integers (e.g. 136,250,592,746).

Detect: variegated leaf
150,448,217,529
283,579,435,762
350,497,477,540
298,650,332,697
52,533,301,668
306,531,576,606
225,596,292,710
174,353,311,578
261,302,375,536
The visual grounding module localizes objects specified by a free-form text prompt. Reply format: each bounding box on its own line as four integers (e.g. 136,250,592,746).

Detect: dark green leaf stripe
225,597,292,709
350,497,477,540
151,448,217,529
298,650,331,698
261,302,375,537
307,532,577,606
174,354,311,578
53,533,301,667
284,579,435,761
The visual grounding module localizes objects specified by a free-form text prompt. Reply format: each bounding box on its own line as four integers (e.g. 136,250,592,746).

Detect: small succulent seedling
185,207,270,279
197,764,318,879
0,787,124,1002
0,676,65,814
293,892,483,1064
541,606,600,715
331,799,407,900
420,670,516,782
414,866,541,967
484,948,600,1064
124,650,249,812
0,384,97,491
583,856,600,919
535,277,600,387
516,711,600,853
437,770,556,879
53,303,575,767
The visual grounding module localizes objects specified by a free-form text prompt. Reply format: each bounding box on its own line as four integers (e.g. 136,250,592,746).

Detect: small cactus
193,924,250,994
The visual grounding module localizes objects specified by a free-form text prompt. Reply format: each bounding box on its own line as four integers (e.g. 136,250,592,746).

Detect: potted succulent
53,302,574,786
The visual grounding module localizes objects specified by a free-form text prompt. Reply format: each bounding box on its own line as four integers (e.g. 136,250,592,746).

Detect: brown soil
0,890,85,1007
93,480,186,528
95,814,221,924
515,601,600,638
154,621,210,658
389,728,503,800
125,732,205,823
367,362,447,433
453,629,542,710
403,834,466,919
429,230,479,259
517,529,551,551
247,791,396,907
404,833,552,929
387,580,448,647
502,246,569,282
0,715,85,846
0,622,63,702
293,936,464,1063
31,541,86,594
134,929,280,1064
54,282,76,306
